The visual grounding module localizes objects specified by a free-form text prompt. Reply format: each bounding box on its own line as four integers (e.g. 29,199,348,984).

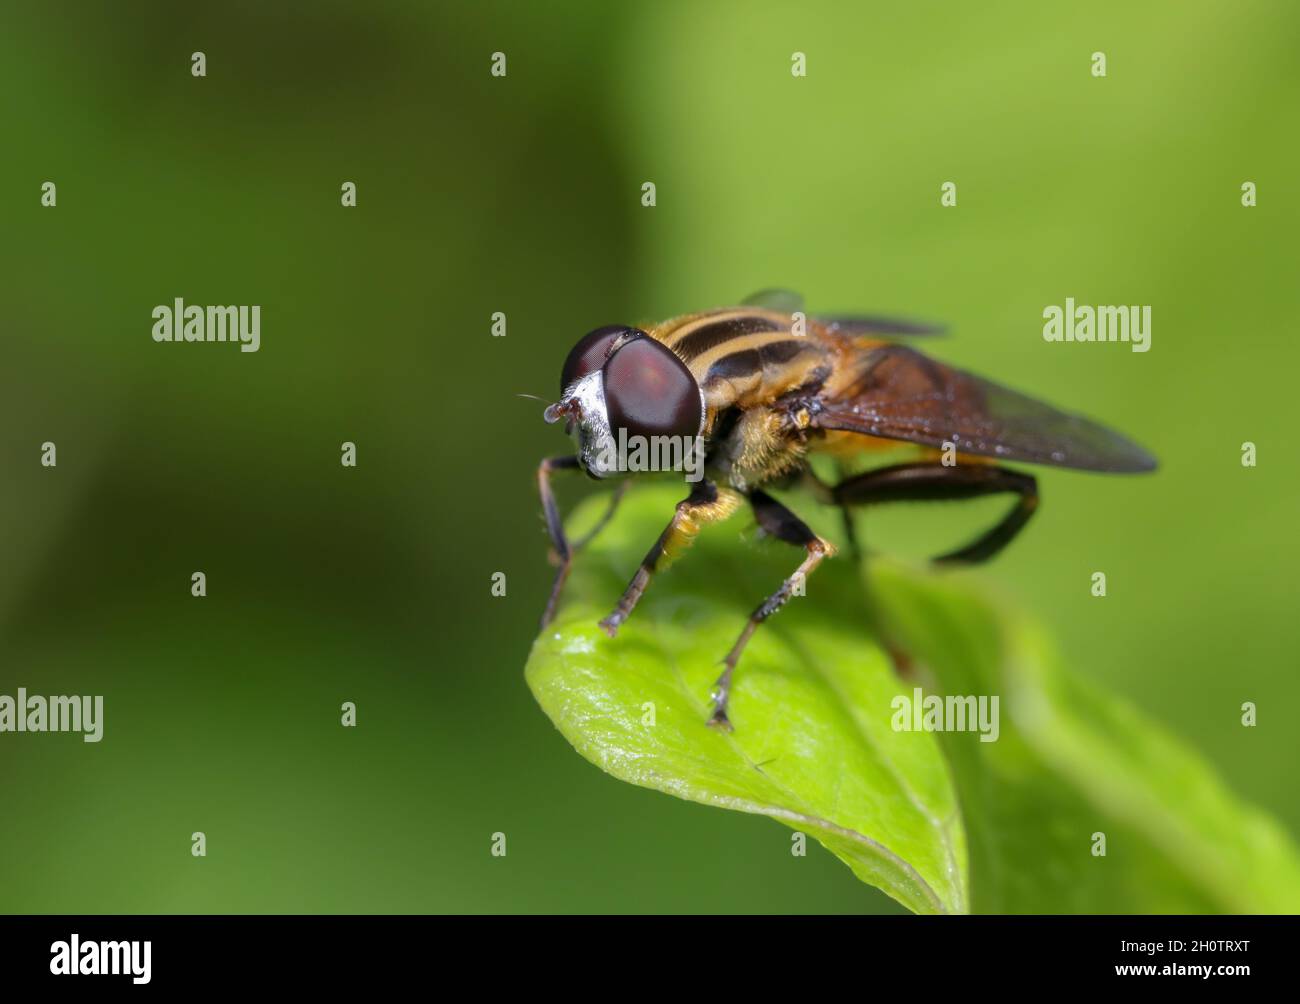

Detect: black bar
0,914,1288,988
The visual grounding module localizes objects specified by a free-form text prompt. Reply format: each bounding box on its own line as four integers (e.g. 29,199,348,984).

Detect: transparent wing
741,288,805,312
818,314,947,337
814,344,1157,473
742,290,945,337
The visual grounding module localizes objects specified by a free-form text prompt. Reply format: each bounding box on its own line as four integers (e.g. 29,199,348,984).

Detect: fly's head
545,325,706,479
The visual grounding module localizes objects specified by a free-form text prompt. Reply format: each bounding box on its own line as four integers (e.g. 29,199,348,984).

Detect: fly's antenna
520,392,569,423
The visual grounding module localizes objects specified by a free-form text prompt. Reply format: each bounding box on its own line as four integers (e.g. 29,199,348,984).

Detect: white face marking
564,370,618,478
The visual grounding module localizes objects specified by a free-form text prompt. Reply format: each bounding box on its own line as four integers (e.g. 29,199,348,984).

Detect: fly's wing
741,288,805,312
813,344,1157,473
818,314,946,337
741,290,946,337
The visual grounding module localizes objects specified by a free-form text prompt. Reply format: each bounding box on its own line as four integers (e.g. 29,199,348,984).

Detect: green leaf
872,564,1300,913
526,485,1300,914
526,485,968,914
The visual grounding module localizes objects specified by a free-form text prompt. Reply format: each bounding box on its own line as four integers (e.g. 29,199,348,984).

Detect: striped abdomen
650,308,830,415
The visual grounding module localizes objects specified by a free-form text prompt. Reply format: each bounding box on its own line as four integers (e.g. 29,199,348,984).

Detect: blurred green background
2,0,1296,913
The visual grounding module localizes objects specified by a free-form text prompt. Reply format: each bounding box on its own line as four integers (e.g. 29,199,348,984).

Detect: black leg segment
709,489,834,732
536,456,627,627
831,462,1038,565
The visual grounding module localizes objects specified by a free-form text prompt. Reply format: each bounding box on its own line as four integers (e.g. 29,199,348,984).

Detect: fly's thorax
703,402,812,493
653,309,834,415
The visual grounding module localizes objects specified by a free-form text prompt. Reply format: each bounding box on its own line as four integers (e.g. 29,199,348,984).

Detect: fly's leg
709,490,834,732
538,456,624,628
839,505,861,562
803,465,861,561
537,455,581,627
598,479,739,637
571,480,629,552
831,462,1038,564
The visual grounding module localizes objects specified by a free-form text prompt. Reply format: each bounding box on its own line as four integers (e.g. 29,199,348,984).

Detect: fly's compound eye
560,325,641,393
602,337,703,442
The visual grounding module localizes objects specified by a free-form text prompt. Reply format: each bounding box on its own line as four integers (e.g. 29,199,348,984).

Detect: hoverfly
537,290,1155,731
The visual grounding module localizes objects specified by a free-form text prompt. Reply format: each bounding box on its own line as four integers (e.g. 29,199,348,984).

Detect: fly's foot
707,670,736,732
